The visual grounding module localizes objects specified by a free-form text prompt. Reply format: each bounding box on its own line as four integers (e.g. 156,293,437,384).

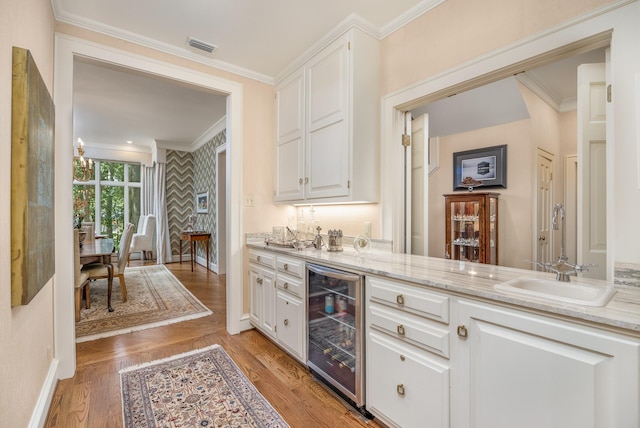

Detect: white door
565,155,578,264
410,114,429,256
536,149,553,267
577,63,606,279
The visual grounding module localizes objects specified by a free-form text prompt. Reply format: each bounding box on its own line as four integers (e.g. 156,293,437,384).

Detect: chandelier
73,138,94,181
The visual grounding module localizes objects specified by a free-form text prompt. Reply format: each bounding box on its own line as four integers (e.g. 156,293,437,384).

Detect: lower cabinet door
276,290,304,362
367,331,449,428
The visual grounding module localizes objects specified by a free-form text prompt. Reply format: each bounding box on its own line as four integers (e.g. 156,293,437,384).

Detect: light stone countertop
247,240,640,335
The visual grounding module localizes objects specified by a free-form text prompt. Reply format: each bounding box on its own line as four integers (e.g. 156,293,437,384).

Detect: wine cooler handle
307,264,361,282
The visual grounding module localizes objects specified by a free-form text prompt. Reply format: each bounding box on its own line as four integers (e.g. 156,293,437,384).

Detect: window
73,160,141,247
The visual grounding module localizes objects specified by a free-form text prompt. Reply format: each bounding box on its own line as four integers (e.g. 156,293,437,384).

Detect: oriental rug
76,264,211,342
120,344,290,428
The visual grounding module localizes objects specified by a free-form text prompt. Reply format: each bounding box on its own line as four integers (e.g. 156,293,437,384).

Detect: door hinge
348,180,351,189
402,134,411,147
275,325,277,333
607,84,612,103
348,41,351,50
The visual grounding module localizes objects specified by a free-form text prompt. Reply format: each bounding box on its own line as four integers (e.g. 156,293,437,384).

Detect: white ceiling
58,0,606,153
60,0,433,152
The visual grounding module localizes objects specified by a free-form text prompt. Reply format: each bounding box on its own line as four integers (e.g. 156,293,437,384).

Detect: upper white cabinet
275,27,380,204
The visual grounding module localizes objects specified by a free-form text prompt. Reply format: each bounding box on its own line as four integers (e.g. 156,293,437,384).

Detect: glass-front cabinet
444,192,499,264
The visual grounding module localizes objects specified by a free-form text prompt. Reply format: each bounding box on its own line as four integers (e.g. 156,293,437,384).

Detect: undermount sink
494,277,617,307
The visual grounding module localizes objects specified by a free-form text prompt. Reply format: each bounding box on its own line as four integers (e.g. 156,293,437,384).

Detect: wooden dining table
79,238,116,312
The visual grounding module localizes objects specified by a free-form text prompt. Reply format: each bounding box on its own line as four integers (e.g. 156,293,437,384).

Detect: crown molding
191,116,227,151
54,11,275,85
378,0,447,38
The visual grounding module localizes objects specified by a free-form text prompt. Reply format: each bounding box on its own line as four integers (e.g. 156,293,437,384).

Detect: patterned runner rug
120,344,290,428
76,264,212,342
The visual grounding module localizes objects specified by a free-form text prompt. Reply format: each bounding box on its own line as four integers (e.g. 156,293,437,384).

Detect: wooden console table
179,231,211,272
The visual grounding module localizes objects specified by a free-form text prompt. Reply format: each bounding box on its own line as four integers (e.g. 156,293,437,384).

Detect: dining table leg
106,263,114,312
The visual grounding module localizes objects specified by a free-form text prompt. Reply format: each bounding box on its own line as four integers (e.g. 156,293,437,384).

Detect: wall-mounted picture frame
11,47,56,307
196,191,209,213
453,144,507,190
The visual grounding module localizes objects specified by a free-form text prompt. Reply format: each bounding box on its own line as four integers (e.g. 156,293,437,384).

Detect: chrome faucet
532,203,592,282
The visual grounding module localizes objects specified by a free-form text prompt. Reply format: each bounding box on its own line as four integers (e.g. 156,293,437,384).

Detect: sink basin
495,277,617,307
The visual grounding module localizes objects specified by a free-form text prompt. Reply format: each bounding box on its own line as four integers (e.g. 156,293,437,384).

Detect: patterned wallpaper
166,129,226,268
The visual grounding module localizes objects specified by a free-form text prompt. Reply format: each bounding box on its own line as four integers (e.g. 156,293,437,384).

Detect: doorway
54,35,245,378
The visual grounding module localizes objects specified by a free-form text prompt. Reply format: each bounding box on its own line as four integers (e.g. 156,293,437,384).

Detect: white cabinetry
249,249,306,363
366,276,451,428
275,255,306,362
248,249,276,338
454,299,640,428
274,27,379,204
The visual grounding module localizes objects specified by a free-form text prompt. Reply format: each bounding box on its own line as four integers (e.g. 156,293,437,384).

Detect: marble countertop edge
246,241,640,334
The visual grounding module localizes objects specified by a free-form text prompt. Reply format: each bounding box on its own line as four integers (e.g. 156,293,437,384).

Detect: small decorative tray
265,238,313,249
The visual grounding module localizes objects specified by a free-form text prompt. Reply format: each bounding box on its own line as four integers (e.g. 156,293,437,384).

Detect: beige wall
380,0,614,95
0,0,56,425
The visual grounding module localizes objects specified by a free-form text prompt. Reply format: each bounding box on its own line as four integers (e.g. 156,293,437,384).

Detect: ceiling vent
187,36,217,54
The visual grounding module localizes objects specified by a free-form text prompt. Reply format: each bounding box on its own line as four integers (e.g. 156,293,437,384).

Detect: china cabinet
444,192,499,264
274,27,379,204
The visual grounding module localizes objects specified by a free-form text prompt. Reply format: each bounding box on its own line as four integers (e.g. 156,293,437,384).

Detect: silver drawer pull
400,355,406,362
284,319,289,326
397,384,405,396
283,282,289,289
397,324,405,336
396,294,405,305
283,263,289,271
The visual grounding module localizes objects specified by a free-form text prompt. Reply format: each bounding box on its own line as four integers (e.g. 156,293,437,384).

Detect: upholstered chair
80,221,95,241
74,229,91,322
83,223,135,303
128,214,156,265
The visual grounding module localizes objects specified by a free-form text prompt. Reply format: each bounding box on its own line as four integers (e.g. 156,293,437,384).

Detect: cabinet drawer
248,249,275,269
276,255,304,278
367,331,449,428
369,303,449,358
368,276,449,324
276,272,304,298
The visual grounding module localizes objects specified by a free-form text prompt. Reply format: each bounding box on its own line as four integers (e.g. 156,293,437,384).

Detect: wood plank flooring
45,261,382,428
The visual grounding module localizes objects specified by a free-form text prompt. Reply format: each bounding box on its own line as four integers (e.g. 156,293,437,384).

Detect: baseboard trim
28,358,59,428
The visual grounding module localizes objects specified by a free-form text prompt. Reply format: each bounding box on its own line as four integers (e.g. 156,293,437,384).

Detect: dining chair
80,221,95,241
128,214,156,265
82,223,135,303
74,229,91,322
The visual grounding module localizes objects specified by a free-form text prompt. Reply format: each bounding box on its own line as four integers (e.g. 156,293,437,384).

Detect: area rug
120,344,290,428
76,264,212,342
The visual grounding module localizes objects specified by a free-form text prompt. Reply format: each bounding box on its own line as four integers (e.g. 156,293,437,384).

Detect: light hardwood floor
45,260,381,427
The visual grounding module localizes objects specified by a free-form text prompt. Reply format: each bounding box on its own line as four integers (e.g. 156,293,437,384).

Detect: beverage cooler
306,263,364,408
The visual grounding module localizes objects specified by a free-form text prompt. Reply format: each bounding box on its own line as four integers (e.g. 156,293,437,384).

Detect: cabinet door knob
399,354,406,361
299,178,303,185
397,324,405,336
283,282,289,289
284,319,289,326
256,277,263,284
396,294,405,305
257,255,261,262
397,384,405,396
283,263,288,270
305,177,309,184
457,325,468,338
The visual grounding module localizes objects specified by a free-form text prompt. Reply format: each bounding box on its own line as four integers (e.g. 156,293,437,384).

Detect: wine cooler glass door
307,263,363,407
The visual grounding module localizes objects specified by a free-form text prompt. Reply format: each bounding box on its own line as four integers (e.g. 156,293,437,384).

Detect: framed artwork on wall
11,46,56,306
196,192,209,213
453,144,507,191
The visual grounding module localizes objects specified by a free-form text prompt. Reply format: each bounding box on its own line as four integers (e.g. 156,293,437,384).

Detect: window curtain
141,165,155,216
154,162,172,264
